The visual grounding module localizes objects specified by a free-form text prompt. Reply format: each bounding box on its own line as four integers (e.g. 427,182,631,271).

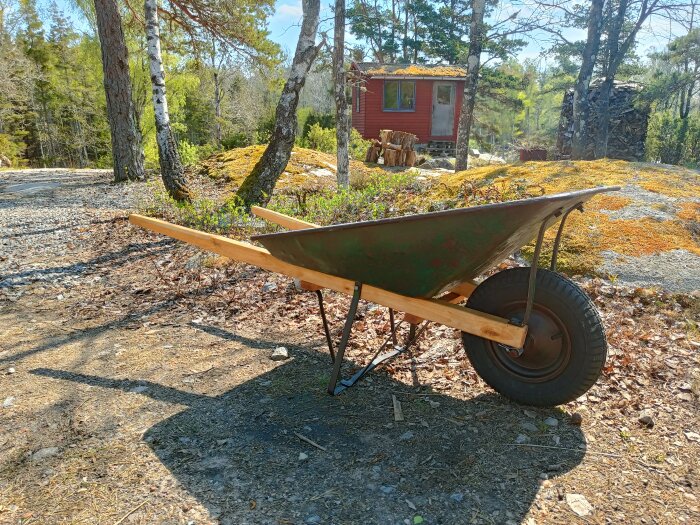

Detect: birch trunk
334,0,350,188
236,0,321,207
571,0,604,160
454,0,485,172
145,0,190,201
93,0,145,182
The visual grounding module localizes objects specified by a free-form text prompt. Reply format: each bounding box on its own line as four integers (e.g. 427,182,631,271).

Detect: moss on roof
362,64,466,77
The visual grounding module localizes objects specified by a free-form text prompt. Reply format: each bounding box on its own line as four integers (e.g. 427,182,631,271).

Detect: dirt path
0,169,698,524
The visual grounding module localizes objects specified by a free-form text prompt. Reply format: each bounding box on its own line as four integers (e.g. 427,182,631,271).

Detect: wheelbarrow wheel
462,268,607,406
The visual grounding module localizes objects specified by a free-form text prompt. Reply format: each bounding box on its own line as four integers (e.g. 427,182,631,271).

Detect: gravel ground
0,169,698,524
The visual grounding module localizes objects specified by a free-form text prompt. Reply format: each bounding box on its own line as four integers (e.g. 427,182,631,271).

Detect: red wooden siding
352,77,464,142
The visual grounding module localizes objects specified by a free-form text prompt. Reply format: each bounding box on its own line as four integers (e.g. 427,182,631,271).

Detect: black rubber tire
462,268,607,406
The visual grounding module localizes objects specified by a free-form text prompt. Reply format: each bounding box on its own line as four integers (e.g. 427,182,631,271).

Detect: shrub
222,132,253,149
304,123,336,153
0,133,25,165
646,111,700,167
302,124,372,161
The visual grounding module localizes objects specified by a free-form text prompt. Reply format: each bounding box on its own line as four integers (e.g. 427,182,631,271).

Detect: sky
49,0,688,65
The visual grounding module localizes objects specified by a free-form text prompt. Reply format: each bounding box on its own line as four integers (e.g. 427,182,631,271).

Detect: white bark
145,0,189,200
334,0,350,188
455,0,485,172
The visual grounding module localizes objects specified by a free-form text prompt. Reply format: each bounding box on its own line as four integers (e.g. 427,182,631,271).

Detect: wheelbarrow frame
129,193,595,396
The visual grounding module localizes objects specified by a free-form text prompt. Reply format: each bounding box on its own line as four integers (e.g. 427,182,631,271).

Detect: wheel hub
492,302,572,382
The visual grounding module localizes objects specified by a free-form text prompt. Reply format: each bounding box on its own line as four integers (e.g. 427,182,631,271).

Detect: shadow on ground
33,348,586,525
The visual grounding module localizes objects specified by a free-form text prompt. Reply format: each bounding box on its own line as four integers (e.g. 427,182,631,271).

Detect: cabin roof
353,62,466,79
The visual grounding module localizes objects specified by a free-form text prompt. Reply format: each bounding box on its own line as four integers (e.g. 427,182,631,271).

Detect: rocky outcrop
557,80,649,161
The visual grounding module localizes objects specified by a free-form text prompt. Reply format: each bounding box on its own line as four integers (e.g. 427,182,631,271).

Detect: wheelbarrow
129,186,619,406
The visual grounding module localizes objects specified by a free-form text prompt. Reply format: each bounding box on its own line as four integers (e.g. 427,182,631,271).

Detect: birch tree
571,0,605,160
455,0,485,171
236,0,321,207
145,0,191,201
94,0,145,182
334,0,350,188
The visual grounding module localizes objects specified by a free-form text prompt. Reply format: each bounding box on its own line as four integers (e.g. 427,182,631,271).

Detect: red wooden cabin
350,63,466,145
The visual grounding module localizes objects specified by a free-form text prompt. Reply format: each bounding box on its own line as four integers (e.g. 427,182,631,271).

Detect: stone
31,447,60,462
2,396,15,408
570,412,583,426
299,452,308,461
262,282,278,293
450,492,464,502
515,434,530,444
130,385,149,394
520,421,538,432
638,411,654,428
543,417,559,427
7,367,15,374
565,494,593,517
419,158,455,170
380,485,396,494
270,347,289,361
399,431,414,441
305,515,321,524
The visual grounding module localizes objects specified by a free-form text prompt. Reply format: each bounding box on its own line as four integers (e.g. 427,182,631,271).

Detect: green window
383,80,416,111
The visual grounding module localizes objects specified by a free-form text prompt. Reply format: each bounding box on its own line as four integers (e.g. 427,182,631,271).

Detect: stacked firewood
365,129,418,167
556,79,649,161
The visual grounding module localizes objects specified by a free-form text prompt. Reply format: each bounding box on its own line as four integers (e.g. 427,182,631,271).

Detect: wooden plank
251,206,317,230
129,215,527,347
404,291,464,325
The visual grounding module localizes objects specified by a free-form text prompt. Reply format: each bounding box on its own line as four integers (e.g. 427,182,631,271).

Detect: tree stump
384,149,398,167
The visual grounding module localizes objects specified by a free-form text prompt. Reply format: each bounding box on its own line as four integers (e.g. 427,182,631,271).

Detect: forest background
1,0,699,170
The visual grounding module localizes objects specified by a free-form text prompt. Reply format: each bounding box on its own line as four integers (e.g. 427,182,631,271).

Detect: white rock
270,347,289,361
515,434,530,444
7,367,15,374
543,417,559,427
298,452,308,461
2,396,15,408
565,494,593,517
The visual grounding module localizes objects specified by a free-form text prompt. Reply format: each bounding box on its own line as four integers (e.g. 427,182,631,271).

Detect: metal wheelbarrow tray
130,186,619,406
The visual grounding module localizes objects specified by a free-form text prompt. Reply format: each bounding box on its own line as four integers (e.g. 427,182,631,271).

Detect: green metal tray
252,187,618,298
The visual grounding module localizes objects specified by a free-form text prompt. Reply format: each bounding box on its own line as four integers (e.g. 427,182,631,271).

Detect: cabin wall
352,78,464,143
351,79,367,135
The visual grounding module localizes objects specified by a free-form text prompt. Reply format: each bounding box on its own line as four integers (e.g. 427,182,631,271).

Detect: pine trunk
334,0,350,188
454,0,485,172
145,0,190,201
593,77,614,158
93,0,144,182
236,0,321,207
571,0,604,160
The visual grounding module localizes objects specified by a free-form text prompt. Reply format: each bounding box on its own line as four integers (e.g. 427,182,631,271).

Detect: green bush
305,123,336,153
646,111,700,167
0,133,25,165
302,124,372,161
222,132,253,149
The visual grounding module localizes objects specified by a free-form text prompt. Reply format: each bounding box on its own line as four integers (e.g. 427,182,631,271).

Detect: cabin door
431,82,455,137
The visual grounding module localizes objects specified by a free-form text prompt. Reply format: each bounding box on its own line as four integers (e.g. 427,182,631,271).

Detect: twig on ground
112,499,148,525
293,431,327,451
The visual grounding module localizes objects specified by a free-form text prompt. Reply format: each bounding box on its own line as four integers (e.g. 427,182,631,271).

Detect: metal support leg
327,282,363,395
550,203,584,272
315,290,335,363
389,309,398,346
522,209,562,327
